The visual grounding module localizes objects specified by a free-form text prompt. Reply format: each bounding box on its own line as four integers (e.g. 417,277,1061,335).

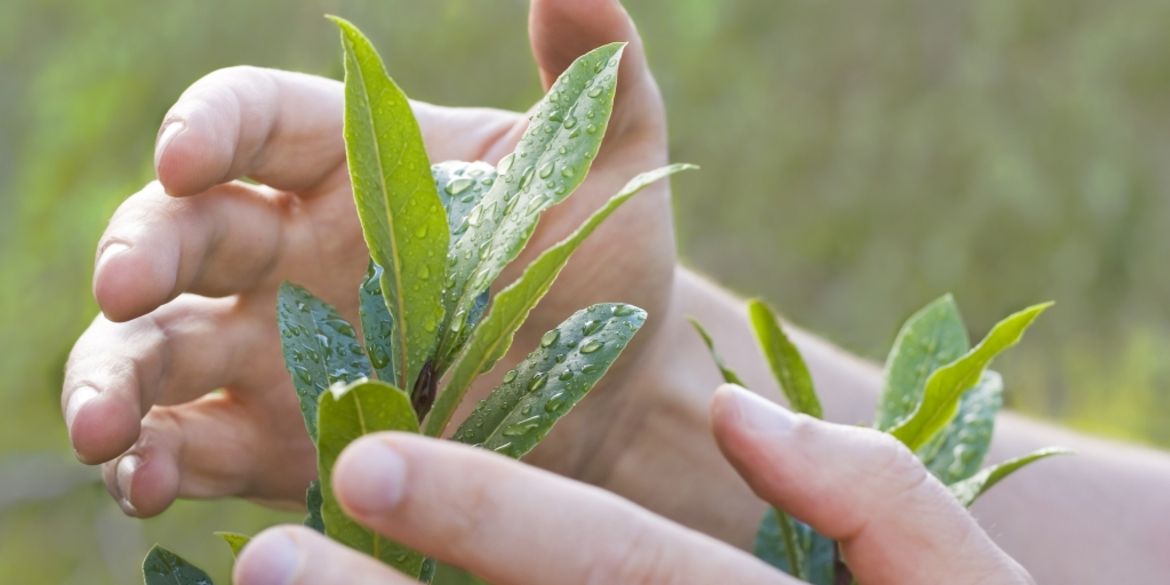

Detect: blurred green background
2,0,1169,582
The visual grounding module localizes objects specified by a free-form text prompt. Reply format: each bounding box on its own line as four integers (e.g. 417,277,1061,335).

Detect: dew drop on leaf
528,372,548,393
541,329,560,347
503,369,517,384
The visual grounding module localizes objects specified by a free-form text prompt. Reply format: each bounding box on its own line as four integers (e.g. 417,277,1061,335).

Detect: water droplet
446,177,474,195
497,153,515,175
594,60,606,73
582,319,603,335
613,304,636,316
503,369,517,384
587,86,603,98
415,224,428,238
424,318,436,332
526,197,546,214
307,349,320,362
520,166,536,190
461,194,476,204
563,117,577,129
541,329,560,347
555,353,566,363
492,442,514,454
521,404,533,415
586,124,598,135
504,194,520,214
544,125,554,134
545,391,566,412
503,415,543,436
569,129,581,139
549,90,560,103
468,205,483,227
580,341,603,354
558,369,573,381
539,162,554,179
528,372,548,393
561,166,575,178
420,265,430,280
548,110,563,123
581,363,600,374
370,346,390,369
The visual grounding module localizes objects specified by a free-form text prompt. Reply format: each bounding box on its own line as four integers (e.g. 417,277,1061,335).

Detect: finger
711,385,1033,585
331,433,791,585
155,66,346,197
102,392,316,517
64,295,270,464
93,180,304,322
235,526,416,585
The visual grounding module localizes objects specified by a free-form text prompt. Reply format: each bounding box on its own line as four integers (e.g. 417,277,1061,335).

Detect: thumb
710,384,1033,585
528,0,665,143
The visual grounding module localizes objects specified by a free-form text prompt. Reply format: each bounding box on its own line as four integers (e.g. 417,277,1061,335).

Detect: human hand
62,0,672,516
232,384,1032,585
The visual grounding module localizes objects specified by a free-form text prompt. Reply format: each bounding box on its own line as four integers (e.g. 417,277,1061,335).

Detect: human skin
61,0,1170,583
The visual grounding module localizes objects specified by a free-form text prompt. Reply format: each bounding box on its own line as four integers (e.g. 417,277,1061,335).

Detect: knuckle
865,430,932,499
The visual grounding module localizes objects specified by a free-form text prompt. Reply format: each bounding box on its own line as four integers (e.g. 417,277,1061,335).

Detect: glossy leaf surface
427,164,693,436
875,294,969,431
753,508,834,585
318,379,425,577
891,302,1052,450
440,43,626,351
331,16,449,390
450,303,646,458
142,545,214,585
748,300,822,419
214,532,250,559
277,282,371,442
303,479,325,533
359,261,399,386
688,317,747,387
949,447,1073,507
432,160,497,246
918,371,1003,484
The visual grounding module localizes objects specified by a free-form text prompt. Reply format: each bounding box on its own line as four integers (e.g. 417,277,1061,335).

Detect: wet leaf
303,479,325,533
949,447,1073,507
214,532,250,559
891,302,1052,450
432,160,496,246
426,164,694,436
918,371,1003,484
318,378,425,577
875,294,969,431
359,261,398,386
277,282,371,443
748,300,822,419
142,545,214,585
450,303,646,458
330,16,449,391
688,317,747,387
753,508,834,585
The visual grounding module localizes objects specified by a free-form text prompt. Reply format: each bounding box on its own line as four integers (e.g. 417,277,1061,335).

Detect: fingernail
116,454,141,515
724,384,797,433
337,439,407,514
155,121,185,168
95,242,131,276
65,386,99,428
239,530,299,585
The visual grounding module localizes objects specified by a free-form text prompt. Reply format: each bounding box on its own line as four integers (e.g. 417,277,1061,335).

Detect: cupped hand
233,385,1033,585
62,0,672,516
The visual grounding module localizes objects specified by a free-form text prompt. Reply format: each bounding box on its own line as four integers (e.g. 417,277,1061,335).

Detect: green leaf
874,294,969,431
753,508,834,585
918,371,1003,484
688,317,747,387
359,260,399,385
891,302,1052,450
277,282,371,443
214,532,250,559
438,43,627,357
949,447,1073,507
432,160,496,246
142,545,214,585
426,164,695,437
330,16,449,391
317,379,425,578
303,479,325,533
450,303,646,458
748,300,822,419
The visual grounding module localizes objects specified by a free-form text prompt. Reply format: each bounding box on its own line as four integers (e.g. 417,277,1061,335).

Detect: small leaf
688,317,747,387
753,508,834,585
450,303,646,458
277,282,371,443
918,371,1003,484
748,300,822,419
425,164,695,436
359,260,399,385
432,160,497,246
438,43,627,357
318,379,425,577
874,294,969,431
303,479,325,533
214,532,250,559
142,545,214,585
891,302,1052,451
949,447,1073,507
330,16,449,391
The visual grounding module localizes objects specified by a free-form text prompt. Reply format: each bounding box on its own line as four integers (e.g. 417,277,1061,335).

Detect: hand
62,0,672,516
233,385,1032,585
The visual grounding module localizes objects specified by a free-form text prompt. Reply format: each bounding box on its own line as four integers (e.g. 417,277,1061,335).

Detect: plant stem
774,507,803,579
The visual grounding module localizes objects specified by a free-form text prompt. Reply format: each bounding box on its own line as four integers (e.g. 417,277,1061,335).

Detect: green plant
692,295,1071,584
139,16,694,584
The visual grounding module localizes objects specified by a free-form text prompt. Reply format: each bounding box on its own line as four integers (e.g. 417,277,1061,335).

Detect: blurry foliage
1,0,1168,582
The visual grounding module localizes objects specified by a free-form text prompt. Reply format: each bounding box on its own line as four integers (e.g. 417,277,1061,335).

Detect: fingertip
93,238,178,323
117,449,180,518
154,104,235,197
234,527,302,585
69,390,142,465
333,434,409,518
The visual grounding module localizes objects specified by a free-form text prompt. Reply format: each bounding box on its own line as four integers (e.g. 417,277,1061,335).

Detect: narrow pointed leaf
875,294,969,431
432,160,496,245
426,164,695,436
330,16,449,390
303,479,325,533
277,282,371,443
359,261,399,385
753,508,834,585
439,43,627,355
918,371,1003,484
450,303,646,457
142,545,214,585
949,447,1073,507
318,379,425,577
214,532,250,559
748,300,822,419
891,302,1052,450
688,317,747,387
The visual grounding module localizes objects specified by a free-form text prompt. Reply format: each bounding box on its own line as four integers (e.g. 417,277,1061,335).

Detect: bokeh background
3,0,1169,582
